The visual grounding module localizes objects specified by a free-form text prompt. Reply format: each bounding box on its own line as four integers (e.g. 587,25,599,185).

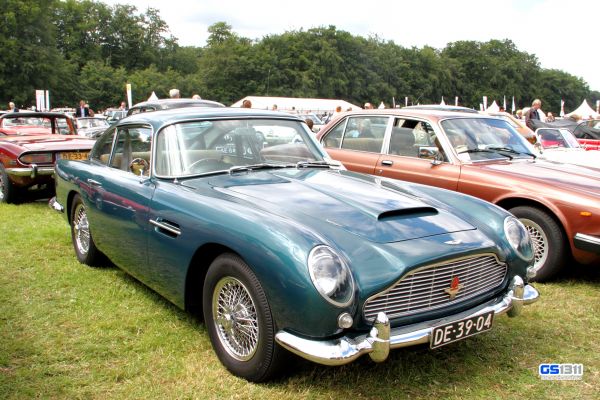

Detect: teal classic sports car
50,108,539,382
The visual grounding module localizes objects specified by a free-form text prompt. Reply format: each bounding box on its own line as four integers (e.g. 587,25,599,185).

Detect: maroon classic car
0,112,77,136
317,109,600,281
0,134,95,203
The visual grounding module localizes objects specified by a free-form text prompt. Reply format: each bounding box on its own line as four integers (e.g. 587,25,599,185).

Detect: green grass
1,202,599,399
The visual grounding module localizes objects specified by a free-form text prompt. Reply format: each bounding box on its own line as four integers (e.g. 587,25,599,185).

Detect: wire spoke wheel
0,172,5,202
520,217,549,272
212,277,259,361
73,204,91,256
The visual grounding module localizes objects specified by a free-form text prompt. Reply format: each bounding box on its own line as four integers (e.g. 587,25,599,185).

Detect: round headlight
308,245,355,307
504,216,534,261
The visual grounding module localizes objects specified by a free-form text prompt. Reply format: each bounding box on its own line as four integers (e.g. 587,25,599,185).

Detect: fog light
337,312,353,329
526,265,537,279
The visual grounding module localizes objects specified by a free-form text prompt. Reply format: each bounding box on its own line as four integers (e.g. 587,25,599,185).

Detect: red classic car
0,112,78,136
317,109,600,281
0,134,95,203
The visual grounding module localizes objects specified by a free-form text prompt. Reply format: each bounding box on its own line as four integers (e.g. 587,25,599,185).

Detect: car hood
538,148,599,169
195,169,476,243
469,159,600,194
0,134,95,150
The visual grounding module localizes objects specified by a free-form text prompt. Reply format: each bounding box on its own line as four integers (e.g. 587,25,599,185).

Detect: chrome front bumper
6,164,54,178
574,233,600,254
275,276,539,366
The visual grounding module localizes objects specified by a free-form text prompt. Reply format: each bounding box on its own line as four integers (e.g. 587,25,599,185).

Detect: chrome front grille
363,254,507,321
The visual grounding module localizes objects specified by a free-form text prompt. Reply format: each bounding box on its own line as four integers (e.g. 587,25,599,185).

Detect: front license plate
430,311,494,349
59,152,89,161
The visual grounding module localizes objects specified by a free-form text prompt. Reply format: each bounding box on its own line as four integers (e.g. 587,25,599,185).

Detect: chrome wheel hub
520,218,548,272
73,205,90,255
0,173,5,201
212,277,259,361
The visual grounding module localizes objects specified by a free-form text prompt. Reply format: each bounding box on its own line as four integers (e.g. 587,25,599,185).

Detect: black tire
203,253,288,382
509,206,567,281
70,194,101,266
0,164,19,204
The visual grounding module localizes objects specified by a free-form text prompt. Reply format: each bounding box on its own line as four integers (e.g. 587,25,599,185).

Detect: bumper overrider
275,276,539,366
49,196,64,213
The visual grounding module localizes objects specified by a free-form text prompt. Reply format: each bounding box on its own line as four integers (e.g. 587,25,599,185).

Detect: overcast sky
103,0,600,92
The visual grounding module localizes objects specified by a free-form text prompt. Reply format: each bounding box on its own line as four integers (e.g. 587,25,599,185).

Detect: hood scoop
378,207,438,221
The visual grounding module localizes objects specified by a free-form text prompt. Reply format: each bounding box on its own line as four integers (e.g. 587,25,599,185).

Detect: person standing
8,102,19,112
169,88,180,98
75,100,91,117
524,99,542,130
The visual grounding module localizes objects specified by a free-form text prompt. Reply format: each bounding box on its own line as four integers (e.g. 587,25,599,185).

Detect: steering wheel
129,158,149,176
186,158,230,174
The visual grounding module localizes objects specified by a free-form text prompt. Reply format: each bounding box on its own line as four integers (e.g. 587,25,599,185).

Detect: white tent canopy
565,99,599,119
230,96,361,112
147,91,159,101
487,100,500,113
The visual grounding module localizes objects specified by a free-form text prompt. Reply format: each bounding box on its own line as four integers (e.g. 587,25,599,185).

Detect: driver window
90,128,116,165
109,127,152,175
389,118,444,160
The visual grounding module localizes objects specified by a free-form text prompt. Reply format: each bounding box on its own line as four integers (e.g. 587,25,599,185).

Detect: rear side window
340,116,388,153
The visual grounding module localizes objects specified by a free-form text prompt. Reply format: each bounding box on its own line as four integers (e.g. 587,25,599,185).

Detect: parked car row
4,101,598,382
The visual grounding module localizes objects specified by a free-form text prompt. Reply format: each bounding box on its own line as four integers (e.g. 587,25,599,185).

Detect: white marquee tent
230,96,361,112
566,99,599,119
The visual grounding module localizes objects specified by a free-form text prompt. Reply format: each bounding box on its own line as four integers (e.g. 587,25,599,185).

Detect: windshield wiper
229,163,295,174
457,148,512,160
486,146,537,159
296,160,332,168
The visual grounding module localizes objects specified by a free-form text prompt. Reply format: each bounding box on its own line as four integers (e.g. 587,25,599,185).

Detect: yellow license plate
60,152,89,161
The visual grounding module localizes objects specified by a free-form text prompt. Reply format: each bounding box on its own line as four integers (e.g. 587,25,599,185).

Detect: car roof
118,107,305,130
403,105,479,113
0,111,73,119
328,108,500,123
129,98,225,109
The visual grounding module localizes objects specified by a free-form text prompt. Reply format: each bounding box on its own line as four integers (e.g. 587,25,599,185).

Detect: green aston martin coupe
51,107,539,382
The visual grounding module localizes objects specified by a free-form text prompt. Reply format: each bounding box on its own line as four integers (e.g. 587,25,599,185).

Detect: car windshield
77,118,109,129
300,114,323,124
537,128,581,148
155,118,326,177
441,118,536,161
2,117,45,127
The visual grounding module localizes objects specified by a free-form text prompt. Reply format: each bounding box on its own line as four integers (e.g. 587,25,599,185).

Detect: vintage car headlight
504,216,534,261
308,245,355,307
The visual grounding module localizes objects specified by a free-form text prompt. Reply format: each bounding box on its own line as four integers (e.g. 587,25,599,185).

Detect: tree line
2,0,599,114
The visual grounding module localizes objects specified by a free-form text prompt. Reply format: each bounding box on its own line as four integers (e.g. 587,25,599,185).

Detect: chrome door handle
381,160,393,166
150,219,181,237
87,179,102,187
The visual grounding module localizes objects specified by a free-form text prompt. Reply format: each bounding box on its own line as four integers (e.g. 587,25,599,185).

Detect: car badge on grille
444,276,463,299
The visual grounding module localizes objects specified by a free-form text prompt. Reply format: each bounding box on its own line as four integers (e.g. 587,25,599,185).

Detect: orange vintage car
317,109,600,281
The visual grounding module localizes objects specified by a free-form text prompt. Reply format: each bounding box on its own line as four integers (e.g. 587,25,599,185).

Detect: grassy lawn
1,202,598,399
